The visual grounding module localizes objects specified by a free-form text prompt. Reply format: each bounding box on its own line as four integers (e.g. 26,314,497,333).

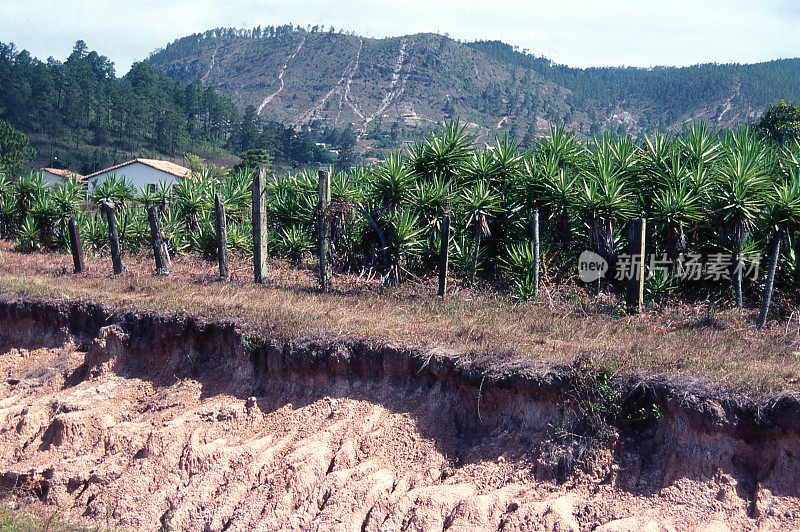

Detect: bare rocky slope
1,294,799,530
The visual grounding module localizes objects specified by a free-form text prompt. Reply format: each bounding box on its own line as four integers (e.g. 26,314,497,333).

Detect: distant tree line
147,24,355,68
0,40,344,174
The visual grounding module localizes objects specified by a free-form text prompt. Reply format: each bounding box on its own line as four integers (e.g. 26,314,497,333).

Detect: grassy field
1,240,798,396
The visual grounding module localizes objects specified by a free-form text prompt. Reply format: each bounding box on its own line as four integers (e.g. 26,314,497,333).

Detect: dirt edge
1,292,798,449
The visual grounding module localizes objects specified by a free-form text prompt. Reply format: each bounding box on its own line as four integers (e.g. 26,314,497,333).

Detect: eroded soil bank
0,295,799,531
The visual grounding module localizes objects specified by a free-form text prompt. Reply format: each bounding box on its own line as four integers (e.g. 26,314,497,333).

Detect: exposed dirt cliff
0,296,798,530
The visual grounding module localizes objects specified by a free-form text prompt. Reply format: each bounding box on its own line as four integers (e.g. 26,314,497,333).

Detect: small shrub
16,216,38,252
276,225,313,265
501,241,538,300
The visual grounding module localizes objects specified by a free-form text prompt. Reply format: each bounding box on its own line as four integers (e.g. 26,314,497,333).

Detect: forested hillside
467,40,800,130
147,25,800,145
0,40,348,174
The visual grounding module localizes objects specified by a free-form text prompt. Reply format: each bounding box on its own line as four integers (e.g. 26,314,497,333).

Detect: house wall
89,162,181,192
39,170,63,187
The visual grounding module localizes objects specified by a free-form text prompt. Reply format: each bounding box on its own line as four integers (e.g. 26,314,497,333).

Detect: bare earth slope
0,297,799,531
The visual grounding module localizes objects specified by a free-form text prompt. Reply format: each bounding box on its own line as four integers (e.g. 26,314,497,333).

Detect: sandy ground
0,324,798,531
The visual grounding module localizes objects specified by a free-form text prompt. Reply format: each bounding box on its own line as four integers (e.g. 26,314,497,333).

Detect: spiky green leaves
408,121,474,183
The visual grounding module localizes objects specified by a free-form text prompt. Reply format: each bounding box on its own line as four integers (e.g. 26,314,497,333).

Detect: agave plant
83,213,108,252
13,171,46,220
217,169,252,221
451,233,484,274
536,124,586,172
678,121,721,170
757,175,800,328
153,181,172,211
190,214,219,257
51,176,86,238
227,221,252,254
577,142,636,271
0,167,10,198
486,135,524,187
121,206,149,252
413,174,454,232
137,184,159,206
90,173,135,208
370,151,415,215
276,225,313,265
650,154,706,261
29,186,58,247
641,132,675,176
460,179,502,285
172,176,211,232
501,241,540,301
268,173,316,233
160,205,191,255
16,216,39,252
408,120,474,184
331,165,367,204
605,134,640,182
0,194,17,238
384,210,424,285
521,151,578,245
710,127,772,307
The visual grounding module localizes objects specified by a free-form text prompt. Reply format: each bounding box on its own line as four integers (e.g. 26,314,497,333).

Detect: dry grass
1,240,798,395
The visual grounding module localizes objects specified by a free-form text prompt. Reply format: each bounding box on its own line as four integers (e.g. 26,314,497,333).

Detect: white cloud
0,0,797,74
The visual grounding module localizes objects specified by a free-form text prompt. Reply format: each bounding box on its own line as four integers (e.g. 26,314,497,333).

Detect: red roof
84,158,192,180
40,168,86,181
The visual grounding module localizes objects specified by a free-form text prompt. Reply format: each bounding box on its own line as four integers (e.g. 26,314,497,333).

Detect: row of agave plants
1,120,799,314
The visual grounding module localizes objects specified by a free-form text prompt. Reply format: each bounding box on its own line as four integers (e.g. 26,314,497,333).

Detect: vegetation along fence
1,120,799,329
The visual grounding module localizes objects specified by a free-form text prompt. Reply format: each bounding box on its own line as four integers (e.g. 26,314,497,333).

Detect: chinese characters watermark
578,252,762,282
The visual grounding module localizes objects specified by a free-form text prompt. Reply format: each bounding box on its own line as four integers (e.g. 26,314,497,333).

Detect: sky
1,0,799,75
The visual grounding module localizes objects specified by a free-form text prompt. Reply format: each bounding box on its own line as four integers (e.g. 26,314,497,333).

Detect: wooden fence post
67,217,84,273
438,211,451,298
101,200,123,275
147,205,167,274
252,166,267,283
161,234,171,268
215,193,229,280
317,165,332,292
626,218,646,313
532,207,540,298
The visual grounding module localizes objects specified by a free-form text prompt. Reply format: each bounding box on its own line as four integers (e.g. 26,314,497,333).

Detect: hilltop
147,25,800,145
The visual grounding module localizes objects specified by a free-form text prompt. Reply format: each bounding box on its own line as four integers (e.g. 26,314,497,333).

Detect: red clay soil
0,298,798,531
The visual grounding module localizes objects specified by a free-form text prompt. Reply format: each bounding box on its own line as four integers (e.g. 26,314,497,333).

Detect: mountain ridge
147,25,800,145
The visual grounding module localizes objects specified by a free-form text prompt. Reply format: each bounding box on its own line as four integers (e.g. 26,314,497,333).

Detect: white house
85,158,192,191
38,167,84,186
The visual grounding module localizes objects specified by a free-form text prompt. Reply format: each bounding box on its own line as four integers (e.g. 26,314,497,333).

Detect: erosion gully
0,295,798,531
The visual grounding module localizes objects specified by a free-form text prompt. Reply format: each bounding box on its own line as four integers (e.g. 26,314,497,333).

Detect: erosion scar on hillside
257,36,306,115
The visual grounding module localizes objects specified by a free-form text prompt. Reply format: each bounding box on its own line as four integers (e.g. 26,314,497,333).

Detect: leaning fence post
67,217,84,273
438,211,451,298
626,218,646,313
532,207,540,298
147,205,167,274
317,164,332,292
252,166,267,283
101,200,123,275
215,193,229,280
